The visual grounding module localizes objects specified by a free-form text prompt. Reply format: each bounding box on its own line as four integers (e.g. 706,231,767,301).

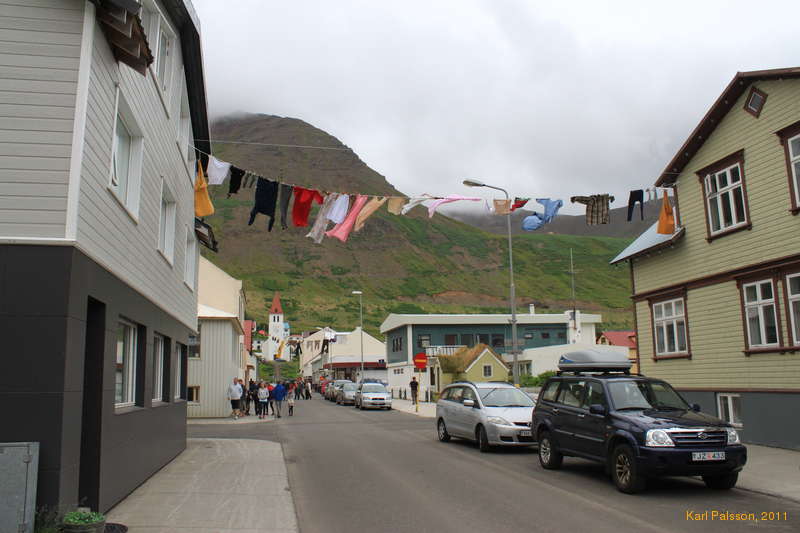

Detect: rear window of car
540,380,560,402
362,384,386,393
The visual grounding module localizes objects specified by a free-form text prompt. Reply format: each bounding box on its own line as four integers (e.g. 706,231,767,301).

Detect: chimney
529,304,536,315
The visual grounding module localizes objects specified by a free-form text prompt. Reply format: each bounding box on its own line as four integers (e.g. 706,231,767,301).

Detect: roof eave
610,227,686,265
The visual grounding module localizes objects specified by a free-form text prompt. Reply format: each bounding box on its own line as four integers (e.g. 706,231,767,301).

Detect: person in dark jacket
272,382,287,418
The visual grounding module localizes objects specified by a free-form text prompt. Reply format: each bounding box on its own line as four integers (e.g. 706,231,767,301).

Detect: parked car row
322,379,393,410
435,348,747,495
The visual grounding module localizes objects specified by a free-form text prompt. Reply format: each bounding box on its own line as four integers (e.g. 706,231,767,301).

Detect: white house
0,0,211,513
187,257,248,418
265,292,291,360
518,343,628,376
301,327,387,383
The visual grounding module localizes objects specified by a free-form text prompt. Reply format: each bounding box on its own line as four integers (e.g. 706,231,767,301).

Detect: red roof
269,292,283,315
600,331,636,348
243,320,254,351
323,362,386,369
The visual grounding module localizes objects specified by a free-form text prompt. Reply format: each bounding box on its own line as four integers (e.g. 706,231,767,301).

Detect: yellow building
437,344,510,389
612,67,800,449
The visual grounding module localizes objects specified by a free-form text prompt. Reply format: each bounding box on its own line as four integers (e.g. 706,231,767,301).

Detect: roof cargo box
558,347,632,373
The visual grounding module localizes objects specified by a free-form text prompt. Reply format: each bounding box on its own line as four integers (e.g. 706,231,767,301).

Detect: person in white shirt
227,378,243,420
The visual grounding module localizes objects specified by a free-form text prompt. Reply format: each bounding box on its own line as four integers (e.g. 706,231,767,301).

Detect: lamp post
352,290,364,383
463,178,520,386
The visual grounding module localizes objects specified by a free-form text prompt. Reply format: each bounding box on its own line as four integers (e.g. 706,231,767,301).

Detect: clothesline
196,139,354,152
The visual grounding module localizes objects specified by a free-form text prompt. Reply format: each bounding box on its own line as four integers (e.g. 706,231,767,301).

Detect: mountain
446,200,660,239
201,113,635,334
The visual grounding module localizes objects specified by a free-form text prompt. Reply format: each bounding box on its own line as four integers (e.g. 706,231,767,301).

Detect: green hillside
201,114,634,335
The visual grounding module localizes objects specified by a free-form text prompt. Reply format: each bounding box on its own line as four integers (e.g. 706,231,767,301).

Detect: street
189,396,800,533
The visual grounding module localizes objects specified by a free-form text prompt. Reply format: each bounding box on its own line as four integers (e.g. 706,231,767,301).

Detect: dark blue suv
532,373,747,493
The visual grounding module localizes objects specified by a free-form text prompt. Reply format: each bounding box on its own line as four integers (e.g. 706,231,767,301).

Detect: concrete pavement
106,439,298,532
390,398,436,417
189,394,799,533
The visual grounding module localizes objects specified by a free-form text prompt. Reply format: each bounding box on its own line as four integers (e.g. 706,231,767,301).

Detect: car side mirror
463,399,475,408
691,403,701,412
589,404,607,416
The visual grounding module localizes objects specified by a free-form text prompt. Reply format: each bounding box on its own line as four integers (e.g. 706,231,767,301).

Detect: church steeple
269,292,283,315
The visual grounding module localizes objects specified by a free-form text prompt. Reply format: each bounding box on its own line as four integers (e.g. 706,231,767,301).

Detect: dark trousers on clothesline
627,190,644,221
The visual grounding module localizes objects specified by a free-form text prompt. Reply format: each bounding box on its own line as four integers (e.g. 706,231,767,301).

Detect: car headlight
726,427,740,445
487,416,512,426
645,429,675,447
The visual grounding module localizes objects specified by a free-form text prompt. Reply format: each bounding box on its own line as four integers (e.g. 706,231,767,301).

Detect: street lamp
463,178,520,386
352,290,364,383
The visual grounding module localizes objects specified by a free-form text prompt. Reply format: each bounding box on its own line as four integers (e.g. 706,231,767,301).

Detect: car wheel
477,425,491,453
437,419,451,442
538,430,563,469
611,444,646,494
702,472,738,490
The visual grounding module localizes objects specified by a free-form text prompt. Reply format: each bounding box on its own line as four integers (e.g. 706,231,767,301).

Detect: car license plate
519,430,532,437
692,451,725,461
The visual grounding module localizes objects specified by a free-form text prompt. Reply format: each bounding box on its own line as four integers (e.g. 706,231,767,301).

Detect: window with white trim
175,343,186,400
153,334,166,402
158,181,177,263
188,324,201,358
184,225,197,289
788,134,800,206
717,393,743,427
743,279,779,347
187,386,200,403
786,274,800,345
115,320,138,407
140,0,175,98
482,364,492,378
652,297,688,356
704,163,747,234
110,91,143,216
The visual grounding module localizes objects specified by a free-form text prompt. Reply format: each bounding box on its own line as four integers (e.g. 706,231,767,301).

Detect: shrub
520,370,556,388
63,511,105,525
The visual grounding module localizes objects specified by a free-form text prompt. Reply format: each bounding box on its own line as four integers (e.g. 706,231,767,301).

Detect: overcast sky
193,0,798,214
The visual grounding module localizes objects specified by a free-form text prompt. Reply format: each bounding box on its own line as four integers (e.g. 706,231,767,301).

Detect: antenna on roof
567,249,580,317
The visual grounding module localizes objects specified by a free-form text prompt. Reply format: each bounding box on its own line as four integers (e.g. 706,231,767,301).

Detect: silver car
355,383,392,410
436,381,536,452
337,382,358,405
327,380,351,401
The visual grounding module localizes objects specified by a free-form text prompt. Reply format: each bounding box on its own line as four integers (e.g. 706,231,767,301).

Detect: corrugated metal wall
187,319,243,418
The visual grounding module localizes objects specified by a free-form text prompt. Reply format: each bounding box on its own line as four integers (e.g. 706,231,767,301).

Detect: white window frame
115,319,138,408
153,334,166,402
704,163,748,235
158,180,177,264
184,225,197,290
786,273,800,346
746,91,765,115
717,393,743,428
788,133,800,207
109,89,144,220
140,0,176,113
174,345,183,400
187,385,200,404
652,297,688,356
482,364,492,378
742,279,780,348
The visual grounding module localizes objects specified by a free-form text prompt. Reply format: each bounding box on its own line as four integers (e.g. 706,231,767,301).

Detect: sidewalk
738,444,800,502
188,415,276,425
391,398,436,418
389,400,800,502
106,438,298,532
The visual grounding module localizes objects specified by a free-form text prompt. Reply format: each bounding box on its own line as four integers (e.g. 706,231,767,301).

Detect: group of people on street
226,377,312,420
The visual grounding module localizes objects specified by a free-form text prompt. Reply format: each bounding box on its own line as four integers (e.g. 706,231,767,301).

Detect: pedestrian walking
257,382,269,419
294,380,302,400
288,393,295,416
227,377,243,419
246,379,258,415
409,377,419,405
267,382,275,415
272,381,287,418
305,380,312,400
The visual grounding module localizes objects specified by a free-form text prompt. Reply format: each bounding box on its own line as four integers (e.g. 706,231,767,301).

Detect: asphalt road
189,395,800,533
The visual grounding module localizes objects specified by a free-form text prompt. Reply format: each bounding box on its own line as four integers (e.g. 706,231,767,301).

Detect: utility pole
567,248,580,343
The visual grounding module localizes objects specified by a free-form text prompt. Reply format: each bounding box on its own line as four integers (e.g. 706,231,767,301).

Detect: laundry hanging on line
656,190,675,234
194,162,214,217
292,187,324,227
228,166,245,197
248,178,279,230
510,197,530,211
207,156,231,185
627,190,644,221
570,194,614,225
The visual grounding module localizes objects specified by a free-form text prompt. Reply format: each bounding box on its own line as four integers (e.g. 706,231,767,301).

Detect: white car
355,383,392,410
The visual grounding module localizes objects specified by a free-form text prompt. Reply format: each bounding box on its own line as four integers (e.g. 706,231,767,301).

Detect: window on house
179,80,193,166
153,334,167,402
392,337,403,352
188,324,200,358
704,163,747,234
557,331,566,339
184,226,197,289
477,333,489,345
141,1,175,98
744,87,767,117
115,319,138,407
418,334,431,348
717,393,743,427
742,280,779,347
158,182,177,263
187,386,200,403
653,297,688,356
787,133,800,208
541,332,550,339
482,364,492,378
110,91,143,216
444,334,458,345
523,332,533,339
175,343,186,400
788,274,800,345
491,334,504,348
460,333,474,346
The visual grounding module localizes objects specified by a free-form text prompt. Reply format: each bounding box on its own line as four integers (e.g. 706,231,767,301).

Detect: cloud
193,0,799,214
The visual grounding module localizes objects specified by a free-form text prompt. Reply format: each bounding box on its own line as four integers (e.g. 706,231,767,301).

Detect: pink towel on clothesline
325,194,370,243
427,195,482,217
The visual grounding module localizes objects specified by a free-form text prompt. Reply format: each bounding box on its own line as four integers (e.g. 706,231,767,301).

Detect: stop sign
413,352,427,369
